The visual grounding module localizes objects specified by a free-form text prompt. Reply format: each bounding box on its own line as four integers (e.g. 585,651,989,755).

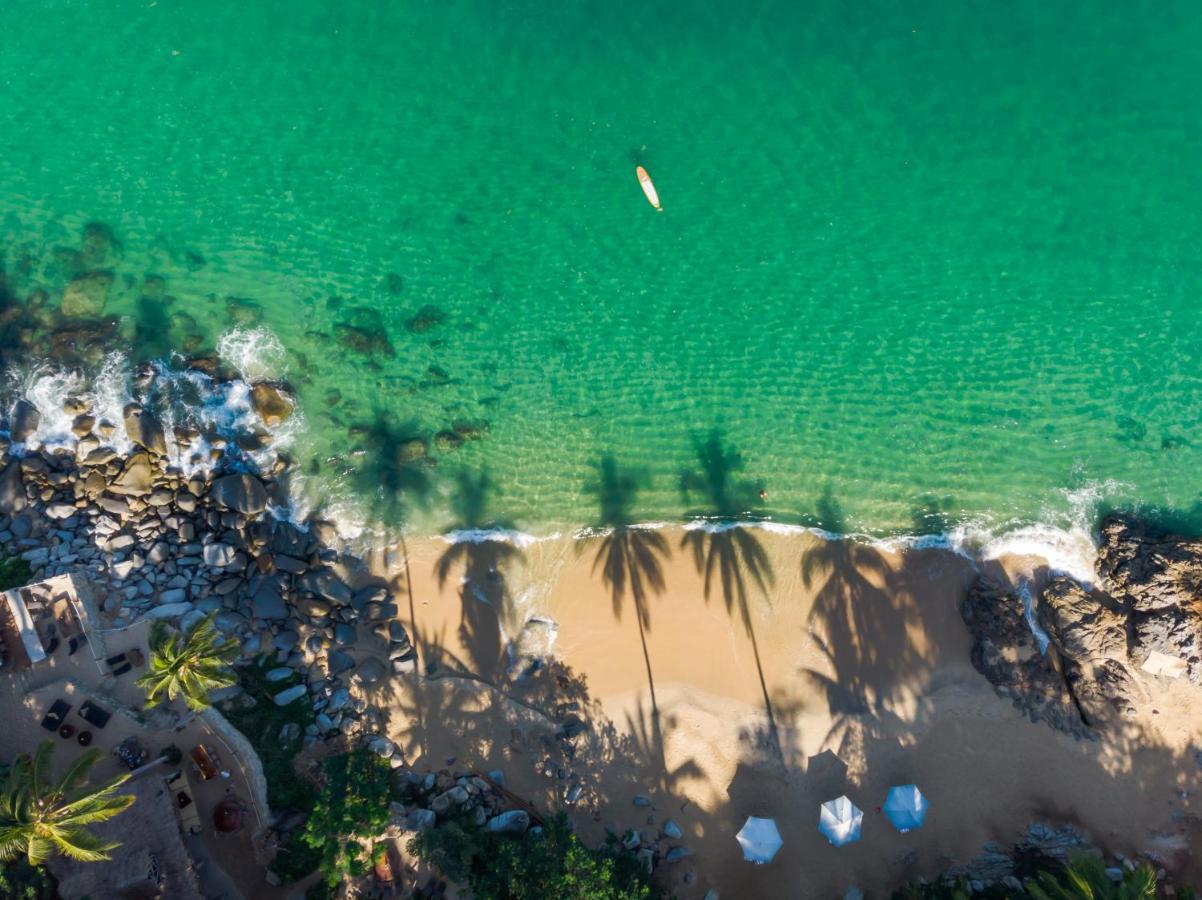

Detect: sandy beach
375,528,1202,898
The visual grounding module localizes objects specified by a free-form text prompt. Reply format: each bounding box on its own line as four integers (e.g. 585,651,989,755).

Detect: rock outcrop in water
962,513,1202,738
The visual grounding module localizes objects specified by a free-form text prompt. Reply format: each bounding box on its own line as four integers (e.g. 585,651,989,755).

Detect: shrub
0,549,32,591
292,749,393,890
0,859,56,900
409,811,656,900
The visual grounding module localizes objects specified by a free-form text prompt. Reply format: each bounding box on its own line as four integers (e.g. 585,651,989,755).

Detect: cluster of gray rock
389,769,528,837
961,513,1202,738
937,822,1163,892
0,387,415,743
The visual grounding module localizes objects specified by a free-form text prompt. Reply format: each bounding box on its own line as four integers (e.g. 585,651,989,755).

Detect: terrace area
0,572,285,899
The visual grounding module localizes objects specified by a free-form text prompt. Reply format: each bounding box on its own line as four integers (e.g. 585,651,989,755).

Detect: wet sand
373,528,1202,898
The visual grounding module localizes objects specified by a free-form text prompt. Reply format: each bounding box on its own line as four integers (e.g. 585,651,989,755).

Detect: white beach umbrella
883,784,929,833
736,816,783,864
818,796,863,846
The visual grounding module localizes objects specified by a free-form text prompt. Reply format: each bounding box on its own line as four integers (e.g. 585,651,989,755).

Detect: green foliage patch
409,811,656,900
220,656,316,812
0,858,57,900
0,548,32,591
289,749,393,890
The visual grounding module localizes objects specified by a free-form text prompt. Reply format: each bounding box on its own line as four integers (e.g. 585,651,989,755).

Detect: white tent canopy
883,784,929,832
818,796,863,846
736,816,783,864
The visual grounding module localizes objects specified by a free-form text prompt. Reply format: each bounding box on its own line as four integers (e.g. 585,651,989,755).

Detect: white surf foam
216,326,286,383
438,528,559,549
3,326,302,479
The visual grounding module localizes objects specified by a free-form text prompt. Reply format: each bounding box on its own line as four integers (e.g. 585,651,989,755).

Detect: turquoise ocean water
3,0,1202,540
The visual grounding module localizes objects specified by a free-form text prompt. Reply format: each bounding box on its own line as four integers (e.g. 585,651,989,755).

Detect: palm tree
1027,855,1157,900
137,614,238,711
0,741,135,865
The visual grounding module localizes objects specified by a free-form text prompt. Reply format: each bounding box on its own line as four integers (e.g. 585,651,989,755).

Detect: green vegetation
0,548,32,591
0,857,56,899
0,741,135,865
409,812,656,900
220,655,316,813
1028,855,1157,900
893,855,1177,900
136,614,238,711
287,749,393,890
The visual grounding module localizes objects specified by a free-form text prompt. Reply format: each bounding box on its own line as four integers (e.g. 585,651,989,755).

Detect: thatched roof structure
46,775,203,900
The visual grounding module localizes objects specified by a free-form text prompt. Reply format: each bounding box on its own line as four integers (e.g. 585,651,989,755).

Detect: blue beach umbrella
736,816,783,864
818,796,863,846
883,784,928,832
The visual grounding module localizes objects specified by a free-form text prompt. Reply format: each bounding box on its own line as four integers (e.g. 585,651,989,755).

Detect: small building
0,573,106,673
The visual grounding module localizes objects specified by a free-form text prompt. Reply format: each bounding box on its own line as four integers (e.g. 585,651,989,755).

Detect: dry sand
371,528,1202,898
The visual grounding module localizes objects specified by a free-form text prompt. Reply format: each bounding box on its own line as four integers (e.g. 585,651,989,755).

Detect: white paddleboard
636,165,662,211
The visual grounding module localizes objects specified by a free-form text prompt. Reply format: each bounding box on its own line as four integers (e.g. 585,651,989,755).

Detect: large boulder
60,270,113,317
10,400,40,443
211,474,268,516
508,616,558,677
0,461,27,514
354,656,387,686
252,579,288,619
1096,514,1202,613
299,568,352,605
960,578,1088,738
486,810,530,835
123,404,167,456
1037,578,1126,662
250,383,295,427
108,453,154,496
1132,606,1202,683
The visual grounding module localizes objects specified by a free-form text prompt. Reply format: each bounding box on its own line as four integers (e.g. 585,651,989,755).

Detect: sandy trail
374,528,1201,898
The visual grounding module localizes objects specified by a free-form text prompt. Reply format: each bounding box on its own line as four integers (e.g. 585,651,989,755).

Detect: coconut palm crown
0,741,135,865
136,613,239,711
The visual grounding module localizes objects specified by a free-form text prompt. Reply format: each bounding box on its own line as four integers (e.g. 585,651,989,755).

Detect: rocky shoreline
3,376,1202,895
961,514,1202,740
0,384,417,750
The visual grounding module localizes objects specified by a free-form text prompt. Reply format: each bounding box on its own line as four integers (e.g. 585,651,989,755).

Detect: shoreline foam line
2,339,1121,583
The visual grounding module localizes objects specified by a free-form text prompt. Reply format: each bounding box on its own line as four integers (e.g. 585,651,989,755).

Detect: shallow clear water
3,0,1202,537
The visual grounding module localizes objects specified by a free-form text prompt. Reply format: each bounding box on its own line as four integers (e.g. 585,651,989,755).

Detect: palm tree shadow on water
678,431,780,761
433,469,524,682
348,410,434,668
578,456,672,780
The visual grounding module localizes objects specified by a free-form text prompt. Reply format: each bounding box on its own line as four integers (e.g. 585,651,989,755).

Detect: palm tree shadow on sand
678,430,780,761
578,455,672,780
433,469,524,682
800,486,934,752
